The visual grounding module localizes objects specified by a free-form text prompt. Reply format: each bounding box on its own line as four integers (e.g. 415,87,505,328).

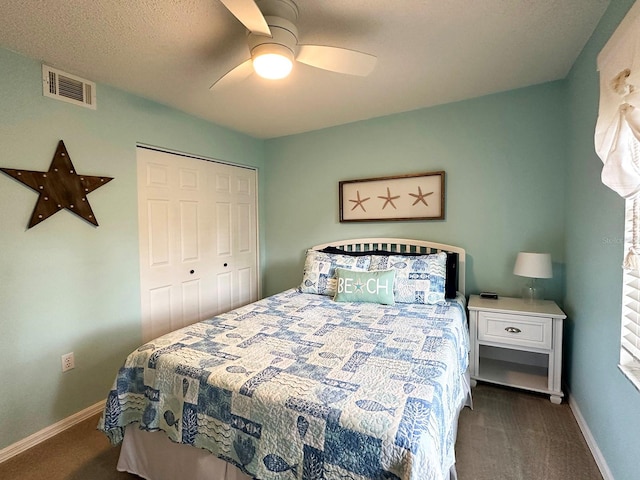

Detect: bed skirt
117,424,250,480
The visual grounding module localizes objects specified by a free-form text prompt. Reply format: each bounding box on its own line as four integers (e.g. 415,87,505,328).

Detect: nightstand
467,295,566,403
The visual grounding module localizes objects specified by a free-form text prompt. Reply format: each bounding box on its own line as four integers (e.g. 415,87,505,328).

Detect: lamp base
522,286,544,303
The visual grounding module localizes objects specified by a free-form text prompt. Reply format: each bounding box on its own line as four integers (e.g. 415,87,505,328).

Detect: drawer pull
505,327,522,334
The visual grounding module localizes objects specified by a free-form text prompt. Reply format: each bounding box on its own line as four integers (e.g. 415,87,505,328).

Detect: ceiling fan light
252,44,294,80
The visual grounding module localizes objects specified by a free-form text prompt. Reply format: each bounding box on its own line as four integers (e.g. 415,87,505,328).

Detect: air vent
42,65,96,109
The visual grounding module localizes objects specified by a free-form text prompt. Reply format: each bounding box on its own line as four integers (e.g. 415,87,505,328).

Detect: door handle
505,327,521,334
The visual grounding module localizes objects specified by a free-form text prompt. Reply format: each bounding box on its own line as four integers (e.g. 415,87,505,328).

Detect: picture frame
339,171,445,222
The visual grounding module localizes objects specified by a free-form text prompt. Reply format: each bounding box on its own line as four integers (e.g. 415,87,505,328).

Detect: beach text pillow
333,268,396,305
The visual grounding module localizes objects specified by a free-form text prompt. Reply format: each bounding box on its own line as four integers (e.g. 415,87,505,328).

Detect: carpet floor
0,384,602,480
455,384,602,480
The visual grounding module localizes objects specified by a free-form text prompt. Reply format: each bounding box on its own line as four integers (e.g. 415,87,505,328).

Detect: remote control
479,292,498,299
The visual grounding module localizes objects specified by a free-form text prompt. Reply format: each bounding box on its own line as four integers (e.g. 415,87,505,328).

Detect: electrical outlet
61,352,75,372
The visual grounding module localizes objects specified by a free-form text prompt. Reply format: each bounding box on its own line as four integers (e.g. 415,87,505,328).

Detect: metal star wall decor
0,140,113,228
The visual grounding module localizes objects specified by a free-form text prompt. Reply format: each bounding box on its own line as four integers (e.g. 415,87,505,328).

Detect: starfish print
409,186,433,206
377,187,400,210
349,190,370,212
354,279,365,292
0,140,113,228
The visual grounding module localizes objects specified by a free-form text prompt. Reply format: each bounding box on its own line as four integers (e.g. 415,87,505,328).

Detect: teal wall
263,82,568,302
0,48,265,450
565,0,640,478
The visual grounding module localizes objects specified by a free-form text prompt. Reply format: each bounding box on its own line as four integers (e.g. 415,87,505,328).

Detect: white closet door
137,148,258,342
210,162,259,315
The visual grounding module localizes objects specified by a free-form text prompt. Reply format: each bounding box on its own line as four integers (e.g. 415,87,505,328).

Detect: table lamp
513,252,552,302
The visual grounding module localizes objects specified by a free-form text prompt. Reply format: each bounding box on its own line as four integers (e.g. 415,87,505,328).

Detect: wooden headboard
312,237,466,296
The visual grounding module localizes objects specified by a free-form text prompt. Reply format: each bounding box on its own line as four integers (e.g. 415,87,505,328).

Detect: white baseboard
0,399,105,464
568,393,614,480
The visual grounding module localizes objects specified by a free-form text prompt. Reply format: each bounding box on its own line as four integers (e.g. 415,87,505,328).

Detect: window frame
621,196,640,391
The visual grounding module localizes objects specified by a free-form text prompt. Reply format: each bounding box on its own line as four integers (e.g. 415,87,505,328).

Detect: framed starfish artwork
339,171,445,222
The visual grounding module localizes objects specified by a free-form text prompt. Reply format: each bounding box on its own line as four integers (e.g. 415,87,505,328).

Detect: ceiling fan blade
210,59,254,91
296,45,377,76
219,0,271,36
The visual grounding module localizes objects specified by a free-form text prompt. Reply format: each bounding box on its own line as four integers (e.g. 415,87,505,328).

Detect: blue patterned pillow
299,250,371,296
369,252,447,304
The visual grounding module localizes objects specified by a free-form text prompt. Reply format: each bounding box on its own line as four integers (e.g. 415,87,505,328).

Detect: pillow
334,268,396,305
299,250,371,296
320,246,458,299
369,252,447,304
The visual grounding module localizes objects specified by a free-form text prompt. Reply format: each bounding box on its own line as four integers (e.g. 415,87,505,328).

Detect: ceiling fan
211,0,377,90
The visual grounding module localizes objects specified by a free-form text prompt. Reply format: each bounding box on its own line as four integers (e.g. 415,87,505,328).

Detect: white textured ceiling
0,0,609,139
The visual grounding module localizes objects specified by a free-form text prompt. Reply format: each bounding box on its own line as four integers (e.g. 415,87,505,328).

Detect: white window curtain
595,1,640,198
595,0,640,267
595,70,640,200
596,0,640,390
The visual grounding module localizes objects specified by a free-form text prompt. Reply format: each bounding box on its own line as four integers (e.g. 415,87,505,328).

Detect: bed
99,238,470,480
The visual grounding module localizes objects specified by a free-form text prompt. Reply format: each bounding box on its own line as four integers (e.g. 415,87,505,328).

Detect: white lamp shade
513,252,553,279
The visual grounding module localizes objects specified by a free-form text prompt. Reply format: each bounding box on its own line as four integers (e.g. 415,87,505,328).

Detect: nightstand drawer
478,312,552,349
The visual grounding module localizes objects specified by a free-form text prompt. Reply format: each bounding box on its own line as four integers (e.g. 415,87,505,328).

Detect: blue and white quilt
99,289,470,480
